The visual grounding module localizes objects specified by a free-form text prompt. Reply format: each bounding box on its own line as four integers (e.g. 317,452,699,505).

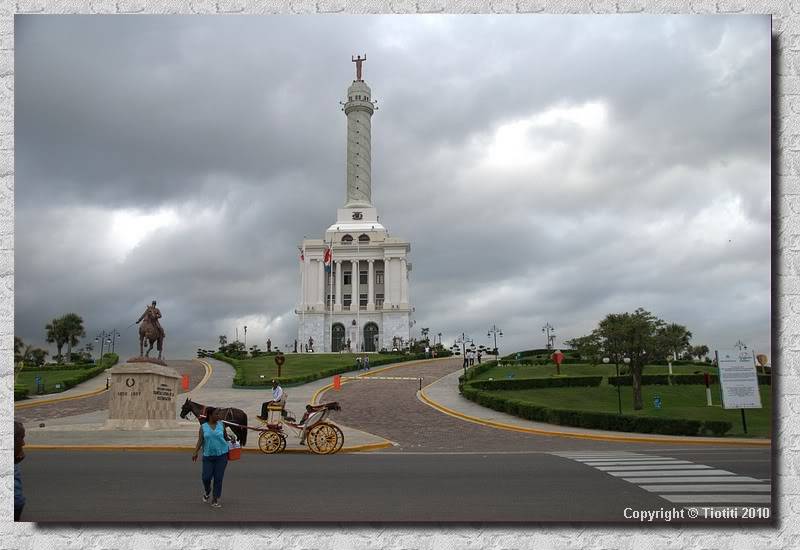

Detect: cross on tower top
352,54,366,81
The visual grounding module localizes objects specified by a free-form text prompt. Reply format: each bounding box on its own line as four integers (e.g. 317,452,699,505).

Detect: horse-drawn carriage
257,401,344,455
180,398,344,455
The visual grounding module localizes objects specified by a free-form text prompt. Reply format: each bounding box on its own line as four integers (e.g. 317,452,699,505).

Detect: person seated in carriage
298,402,340,445
257,379,285,421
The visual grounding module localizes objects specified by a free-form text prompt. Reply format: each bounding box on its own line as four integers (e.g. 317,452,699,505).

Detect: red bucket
228,443,242,461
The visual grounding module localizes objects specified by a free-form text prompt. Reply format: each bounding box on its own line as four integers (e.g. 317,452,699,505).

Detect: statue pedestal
105,362,180,430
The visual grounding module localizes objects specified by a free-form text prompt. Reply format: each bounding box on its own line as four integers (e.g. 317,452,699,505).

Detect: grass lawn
16,368,106,395
225,353,402,385
492,383,771,438
471,362,717,381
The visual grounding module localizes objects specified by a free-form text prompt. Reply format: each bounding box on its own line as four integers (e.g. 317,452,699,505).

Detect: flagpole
356,237,360,354
300,241,306,352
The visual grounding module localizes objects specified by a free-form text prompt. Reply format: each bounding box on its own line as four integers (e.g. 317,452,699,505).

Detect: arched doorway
332,323,346,352
364,322,379,352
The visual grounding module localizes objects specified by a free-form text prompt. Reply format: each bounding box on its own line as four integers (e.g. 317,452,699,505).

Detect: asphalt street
20,448,771,522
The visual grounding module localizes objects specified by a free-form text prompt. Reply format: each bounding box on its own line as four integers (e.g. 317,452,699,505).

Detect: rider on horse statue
137,300,165,340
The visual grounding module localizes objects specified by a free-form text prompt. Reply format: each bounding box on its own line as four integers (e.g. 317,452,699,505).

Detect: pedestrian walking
463,354,469,371
14,421,25,521
364,354,370,370
477,351,482,364
356,355,362,369
192,409,231,509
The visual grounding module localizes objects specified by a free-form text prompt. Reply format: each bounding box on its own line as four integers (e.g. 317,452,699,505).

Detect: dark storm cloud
14,15,771,359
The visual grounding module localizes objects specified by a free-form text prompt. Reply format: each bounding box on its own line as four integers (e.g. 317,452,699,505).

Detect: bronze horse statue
138,308,164,359
180,398,249,448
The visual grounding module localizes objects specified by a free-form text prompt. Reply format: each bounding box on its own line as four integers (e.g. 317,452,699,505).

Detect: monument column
317,258,324,306
343,55,375,209
401,258,408,306
383,257,393,308
367,259,375,311
335,260,343,311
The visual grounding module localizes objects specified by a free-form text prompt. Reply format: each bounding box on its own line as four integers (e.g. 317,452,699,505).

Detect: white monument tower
296,56,412,353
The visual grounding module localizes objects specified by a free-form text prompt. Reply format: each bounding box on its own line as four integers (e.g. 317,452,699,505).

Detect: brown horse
180,398,248,447
139,310,164,359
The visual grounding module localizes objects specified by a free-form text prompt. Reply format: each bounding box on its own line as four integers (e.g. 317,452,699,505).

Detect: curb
417,388,771,447
195,359,213,391
25,441,393,454
15,385,109,410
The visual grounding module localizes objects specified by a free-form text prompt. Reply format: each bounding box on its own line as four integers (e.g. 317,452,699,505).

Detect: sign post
274,352,285,378
716,349,763,434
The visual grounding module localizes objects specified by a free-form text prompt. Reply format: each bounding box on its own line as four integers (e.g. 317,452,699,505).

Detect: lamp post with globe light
487,325,503,356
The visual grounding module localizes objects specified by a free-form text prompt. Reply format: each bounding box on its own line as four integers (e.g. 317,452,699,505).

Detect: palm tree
61,313,86,363
219,335,228,348
421,327,430,343
46,317,68,362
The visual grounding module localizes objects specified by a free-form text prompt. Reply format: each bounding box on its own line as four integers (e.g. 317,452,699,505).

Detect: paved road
15,360,206,423
18,449,770,522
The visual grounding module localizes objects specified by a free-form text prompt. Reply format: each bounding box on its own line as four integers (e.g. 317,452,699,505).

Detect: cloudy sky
15,15,771,360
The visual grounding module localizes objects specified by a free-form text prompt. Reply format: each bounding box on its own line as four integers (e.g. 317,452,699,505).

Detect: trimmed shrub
14,384,28,401
469,376,603,391
460,386,732,437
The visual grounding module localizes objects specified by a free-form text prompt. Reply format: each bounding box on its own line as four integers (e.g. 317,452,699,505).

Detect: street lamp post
542,323,556,351
110,329,120,354
455,332,473,377
734,340,747,352
487,324,503,356
244,325,248,348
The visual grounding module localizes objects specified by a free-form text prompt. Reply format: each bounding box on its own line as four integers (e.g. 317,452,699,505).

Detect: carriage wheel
278,434,287,453
330,424,344,454
258,430,283,454
307,422,339,455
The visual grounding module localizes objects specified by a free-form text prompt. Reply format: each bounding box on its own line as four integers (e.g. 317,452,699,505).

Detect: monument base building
296,56,412,353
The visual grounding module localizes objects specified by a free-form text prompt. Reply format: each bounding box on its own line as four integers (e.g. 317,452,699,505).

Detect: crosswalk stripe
597,465,711,471
585,461,694,466
663,494,771,504
640,484,770,492
609,469,734,477
622,476,763,483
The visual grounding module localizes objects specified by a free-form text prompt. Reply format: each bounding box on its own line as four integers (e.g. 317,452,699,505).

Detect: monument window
359,271,368,285
343,294,352,307
358,234,370,243
343,272,352,285
342,234,353,244
360,294,368,307
376,294,384,307
376,271,384,284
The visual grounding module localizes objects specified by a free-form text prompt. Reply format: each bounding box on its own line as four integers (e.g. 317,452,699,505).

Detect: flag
299,247,304,262
324,246,332,272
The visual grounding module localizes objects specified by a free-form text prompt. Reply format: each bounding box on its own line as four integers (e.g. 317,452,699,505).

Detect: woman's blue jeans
202,453,228,499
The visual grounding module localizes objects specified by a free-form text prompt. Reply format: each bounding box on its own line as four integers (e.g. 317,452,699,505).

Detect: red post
181,374,189,390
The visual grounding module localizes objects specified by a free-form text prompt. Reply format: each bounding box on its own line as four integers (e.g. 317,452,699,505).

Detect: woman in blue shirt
192,408,230,508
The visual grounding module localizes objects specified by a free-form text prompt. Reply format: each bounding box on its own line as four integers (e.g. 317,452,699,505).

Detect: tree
658,323,692,362
692,344,710,361
45,317,68,362
420,328,430,343
565,333,602,365
219,335,228,348
14,336,25,363
61,313,86,364
590,308,670,411
29,348,48,367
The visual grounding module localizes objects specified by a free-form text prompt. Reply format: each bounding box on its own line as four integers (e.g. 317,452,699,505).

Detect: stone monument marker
105,361,180,429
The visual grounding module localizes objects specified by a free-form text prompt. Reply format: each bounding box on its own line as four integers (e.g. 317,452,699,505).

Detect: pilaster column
383,257,392,308
400,258,408,306
335,260,342,312
317,258,324,306
367,259,375,311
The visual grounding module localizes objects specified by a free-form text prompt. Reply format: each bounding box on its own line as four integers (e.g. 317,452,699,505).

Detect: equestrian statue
136,300,165,360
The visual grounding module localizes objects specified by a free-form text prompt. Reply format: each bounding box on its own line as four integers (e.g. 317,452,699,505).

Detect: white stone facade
296,62,412,352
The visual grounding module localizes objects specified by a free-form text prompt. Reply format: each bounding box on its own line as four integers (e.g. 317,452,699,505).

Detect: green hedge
16,353,119,399
469,376,603,391
607,373,770,386
460,385,732,437
20,362,100,372
14,384,28,400
220,351,450,387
